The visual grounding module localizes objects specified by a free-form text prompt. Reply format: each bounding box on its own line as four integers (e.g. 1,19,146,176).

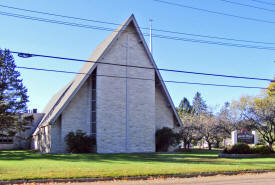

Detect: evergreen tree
0,49,30,136
178,97,193,115
192,92,207,114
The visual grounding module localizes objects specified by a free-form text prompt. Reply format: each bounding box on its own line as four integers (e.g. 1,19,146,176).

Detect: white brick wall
37,21,178,154
96,24,155,153
51,80,90,153
155,84,175,130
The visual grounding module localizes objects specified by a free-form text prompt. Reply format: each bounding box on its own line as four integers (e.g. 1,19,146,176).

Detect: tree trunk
215,141,220,148
269,142,273,150
184,142,187,149
208,142,212,150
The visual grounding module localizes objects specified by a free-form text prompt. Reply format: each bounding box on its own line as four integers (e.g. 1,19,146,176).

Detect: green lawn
0,150,275,181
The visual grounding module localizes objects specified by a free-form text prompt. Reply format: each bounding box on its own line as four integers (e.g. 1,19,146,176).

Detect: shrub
155,127,179,152
222,147,231,154
222,144,274,155
222,143,251,154
65,130,96,153
230,143,251,154
251,145,273,154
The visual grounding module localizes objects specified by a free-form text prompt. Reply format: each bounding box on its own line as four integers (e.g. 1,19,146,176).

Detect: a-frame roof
34,14,182,134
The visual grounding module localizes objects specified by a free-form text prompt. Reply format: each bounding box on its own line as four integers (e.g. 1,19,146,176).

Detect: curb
1,170,275,184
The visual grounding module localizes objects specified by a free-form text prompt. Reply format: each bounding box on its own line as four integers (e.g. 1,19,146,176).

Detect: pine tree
178,97,193,115
0,49,30,137
192,92,207,115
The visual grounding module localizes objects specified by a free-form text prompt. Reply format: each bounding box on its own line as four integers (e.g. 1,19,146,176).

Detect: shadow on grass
0,150,235,164
2,149,268,166
0,150,219,163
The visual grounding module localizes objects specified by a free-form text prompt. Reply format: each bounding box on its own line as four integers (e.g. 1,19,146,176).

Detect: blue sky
0,0,274,112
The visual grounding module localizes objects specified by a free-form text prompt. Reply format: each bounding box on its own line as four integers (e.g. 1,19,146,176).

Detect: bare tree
196,114,219,150
179,114,201,149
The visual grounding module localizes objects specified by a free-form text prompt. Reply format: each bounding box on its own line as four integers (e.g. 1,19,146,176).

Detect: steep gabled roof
34,14,182,135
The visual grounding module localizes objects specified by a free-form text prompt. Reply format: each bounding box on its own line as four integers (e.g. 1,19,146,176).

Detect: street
56,172,275,185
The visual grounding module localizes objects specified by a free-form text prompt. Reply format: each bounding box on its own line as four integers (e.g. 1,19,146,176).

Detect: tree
178,113,202,149
178,97,193,115
0,49,30,137
267,78,275,97
178,97,200,149
197,114,218,150
215,102,236,146
192,92,207,115
237,95,275,150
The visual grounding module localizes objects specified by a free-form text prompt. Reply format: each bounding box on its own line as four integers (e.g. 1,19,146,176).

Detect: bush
230,143,251,154
65,130,96,153
222,144,274,155
222,147,231,154
155,127,179,152
222,143,251,154
251,145,273,154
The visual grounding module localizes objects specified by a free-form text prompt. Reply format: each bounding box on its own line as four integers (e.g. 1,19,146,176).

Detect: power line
251,0,275,6
151,33,275,50
3,11,275,51
16,66,267,89
0,11,115,32
0,4,121,26
219,0,275,13
10,51,274,82
152,0,275,24
151,28,275,45
1,3,275,45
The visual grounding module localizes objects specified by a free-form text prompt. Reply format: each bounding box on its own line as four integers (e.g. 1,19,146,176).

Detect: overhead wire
0,4,272,89
16,66,268,89
251,0,275,6
218,0,275,13
1,3,275,45
2,11,275,51
152,0,275,24
10,51,274,82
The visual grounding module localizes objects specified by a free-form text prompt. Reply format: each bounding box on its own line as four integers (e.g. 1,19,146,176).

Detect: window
90,69,97,138
0,136,13,144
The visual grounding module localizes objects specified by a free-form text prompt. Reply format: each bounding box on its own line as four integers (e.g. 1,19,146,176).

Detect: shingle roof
33,14,182,135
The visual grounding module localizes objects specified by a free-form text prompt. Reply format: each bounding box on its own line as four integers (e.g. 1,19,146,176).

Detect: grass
0,149,275,181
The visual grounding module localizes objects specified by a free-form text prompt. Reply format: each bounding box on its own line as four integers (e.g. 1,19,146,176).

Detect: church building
33,15,182,153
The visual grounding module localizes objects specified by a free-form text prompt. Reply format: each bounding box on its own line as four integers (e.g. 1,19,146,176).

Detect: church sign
237,129,254,144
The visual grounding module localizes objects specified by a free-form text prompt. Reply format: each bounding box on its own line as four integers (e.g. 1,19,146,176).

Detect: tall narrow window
90,69,97,151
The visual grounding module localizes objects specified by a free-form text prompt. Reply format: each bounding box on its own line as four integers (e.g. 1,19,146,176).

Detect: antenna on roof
149,19,153,55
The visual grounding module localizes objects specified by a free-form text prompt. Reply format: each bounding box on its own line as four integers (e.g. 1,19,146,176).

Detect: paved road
55,172,275,185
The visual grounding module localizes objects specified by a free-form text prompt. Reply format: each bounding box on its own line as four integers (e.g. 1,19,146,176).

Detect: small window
0,136,13,144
